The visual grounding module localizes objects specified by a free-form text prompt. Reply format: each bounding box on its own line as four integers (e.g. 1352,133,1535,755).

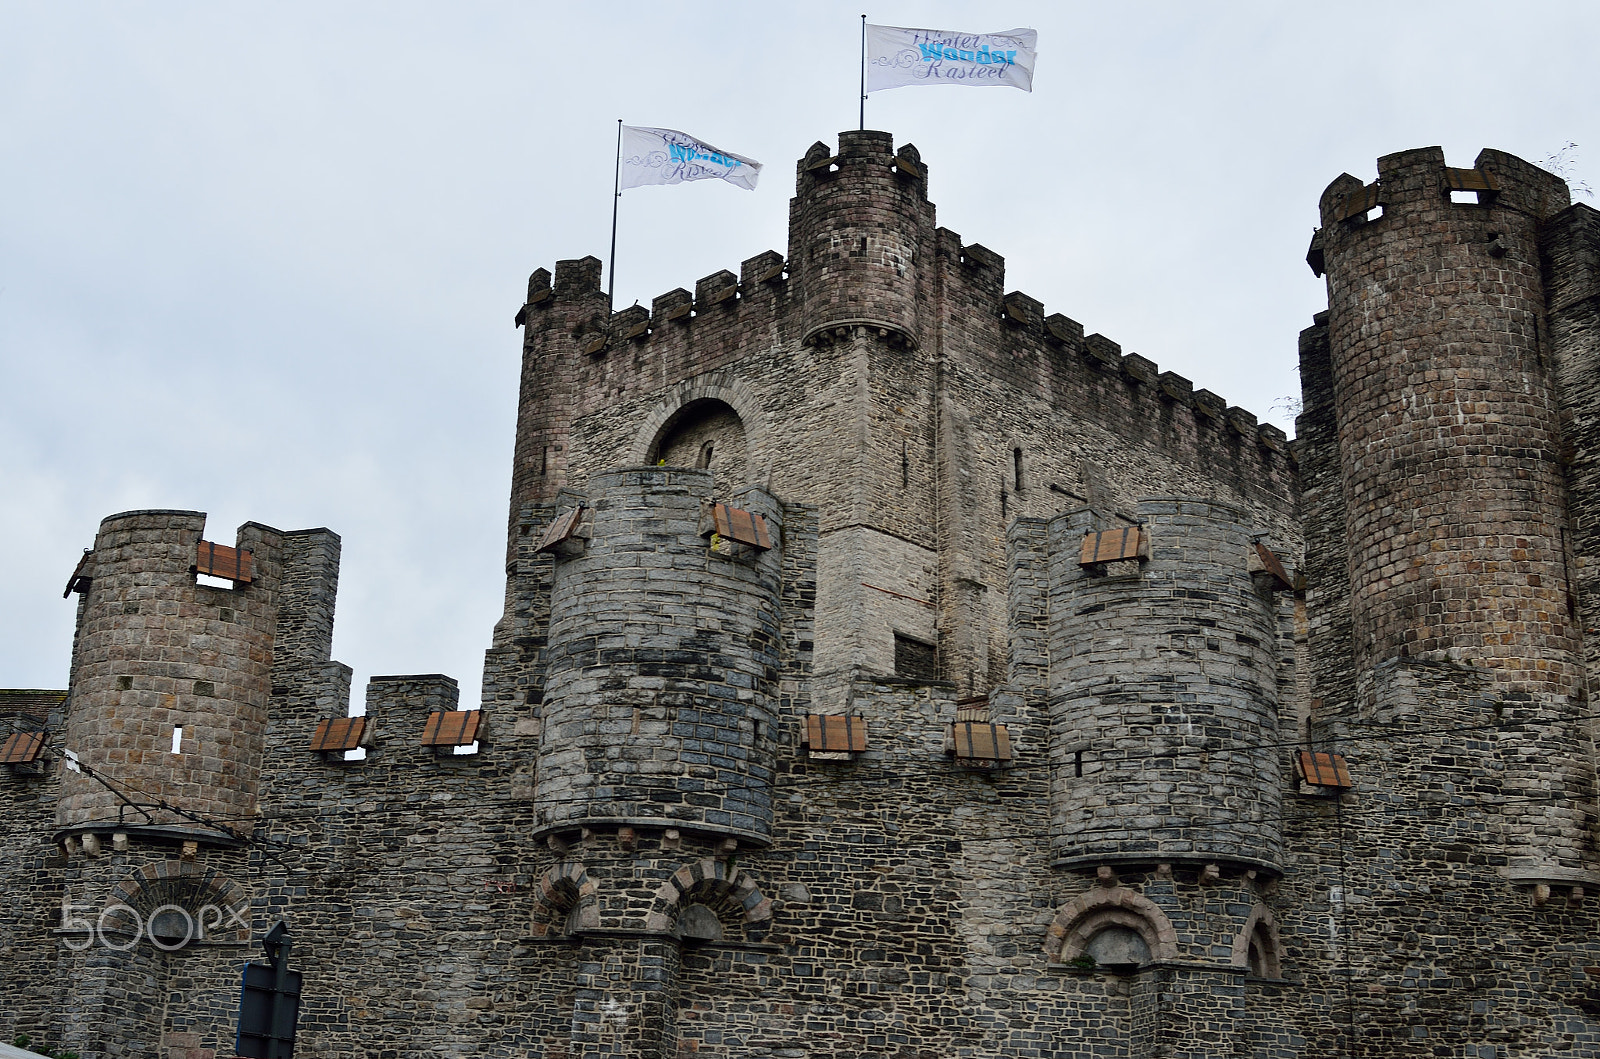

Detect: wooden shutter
421,710,482,747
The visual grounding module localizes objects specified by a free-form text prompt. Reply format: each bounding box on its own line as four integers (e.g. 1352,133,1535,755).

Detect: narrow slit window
1013,447,1024,492
171,726,184,754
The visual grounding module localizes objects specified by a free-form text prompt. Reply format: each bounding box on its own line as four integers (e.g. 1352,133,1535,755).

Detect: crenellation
1156,369,1191,403
738,248,785,289
1120,351,1158,385
1044,311,1083,349
553,254,603,296
1082,332,1121,368
1002,290,1043,330
1225,405,1257,436
1191,387,1226,419
693,268,738,311
957,241,1005,292
12,135,1600,1059
651,286,693,324
611,303,649,341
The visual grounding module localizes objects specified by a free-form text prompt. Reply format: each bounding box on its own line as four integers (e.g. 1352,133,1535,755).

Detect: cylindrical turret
1317,147,1596,871
56,510,281,844
535,468,783,844
1048,499,1283,872
788,130,935,349
1319,147,1577,691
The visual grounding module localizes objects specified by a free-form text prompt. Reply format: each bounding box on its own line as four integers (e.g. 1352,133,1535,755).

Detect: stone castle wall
4,136,1600,1059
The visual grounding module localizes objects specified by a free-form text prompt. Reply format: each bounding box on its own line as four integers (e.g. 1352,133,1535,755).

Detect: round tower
1317,147,1596,872
1318,147,1577,691
788,130,936,349
534,468,783,845
1048,499,1283,873
56,510,281,846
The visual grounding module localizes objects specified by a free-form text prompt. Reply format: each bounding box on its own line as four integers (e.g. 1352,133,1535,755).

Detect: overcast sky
3,2,1597,705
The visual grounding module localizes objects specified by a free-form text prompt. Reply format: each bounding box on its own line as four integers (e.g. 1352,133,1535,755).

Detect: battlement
56,510,286,842
20,136,1600,1059
1319,145,1572,229
513,131,1290,475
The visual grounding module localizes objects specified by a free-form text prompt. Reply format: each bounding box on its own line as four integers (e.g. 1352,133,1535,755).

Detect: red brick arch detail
644,858,771,933
102,860,250,945
529,861,599,937
1044,886,1177,963
629,374,769,475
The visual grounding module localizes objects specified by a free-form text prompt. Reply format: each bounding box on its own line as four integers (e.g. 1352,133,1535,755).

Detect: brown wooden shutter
309,717,367,753
709,503,773,550
1079,527,1143,566
0,731,46,765
1254,542,1293,590
537,506,586,553
1298,750,1352,788
421,710,482,747
195,541,254,583
952,722,1013,763
807,714,868,753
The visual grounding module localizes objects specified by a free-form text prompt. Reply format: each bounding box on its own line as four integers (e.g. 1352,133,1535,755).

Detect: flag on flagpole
619,126,762,191
865,25,1038,93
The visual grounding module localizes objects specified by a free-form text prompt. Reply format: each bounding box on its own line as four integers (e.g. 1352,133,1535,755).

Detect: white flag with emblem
620,126,762,191
866,25,1038,93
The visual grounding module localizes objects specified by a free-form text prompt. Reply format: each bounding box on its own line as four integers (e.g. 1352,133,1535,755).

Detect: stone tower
534,468,785,845
45,510,287,1056
1047,498,1285,875
1292,146,1600,1055
58,509,282,841
1313,147,1596,874
525,468,786,1059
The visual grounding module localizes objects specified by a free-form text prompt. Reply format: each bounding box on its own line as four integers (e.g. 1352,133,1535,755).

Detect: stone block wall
503,129,1298,715
1043,499,1284,871
13,138,1600,1059
534,468,785,843
56,510,282,836
1317,147,1577,691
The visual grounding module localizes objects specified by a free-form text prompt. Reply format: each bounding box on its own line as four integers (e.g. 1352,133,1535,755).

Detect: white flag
619,126,762,191
866,25,1037,93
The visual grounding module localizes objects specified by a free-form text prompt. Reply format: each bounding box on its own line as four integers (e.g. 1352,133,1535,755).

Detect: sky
3,1,1597,705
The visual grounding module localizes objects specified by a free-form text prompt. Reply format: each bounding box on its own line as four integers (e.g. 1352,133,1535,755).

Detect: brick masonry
2,134,1600,1059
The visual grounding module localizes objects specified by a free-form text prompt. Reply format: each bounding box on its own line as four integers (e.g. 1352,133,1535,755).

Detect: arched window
1045,886,1177,970
648,399,747,498
644,857,771,942
1232,903,1283,979
100,860,250,951
528,862,599,938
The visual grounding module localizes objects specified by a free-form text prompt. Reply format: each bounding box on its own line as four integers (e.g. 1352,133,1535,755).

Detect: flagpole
859,15,866,130
609,118,622,313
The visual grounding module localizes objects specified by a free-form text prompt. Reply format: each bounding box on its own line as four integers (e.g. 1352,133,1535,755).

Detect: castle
3,129,1600,1059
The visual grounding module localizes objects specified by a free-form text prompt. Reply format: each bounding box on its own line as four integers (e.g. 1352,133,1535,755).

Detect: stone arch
649,398,748,496
629,374,770,490
101,860,250,948
1231,902,1283,979
1044,886,1177,966
529,861,599,937
644,858,772,939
